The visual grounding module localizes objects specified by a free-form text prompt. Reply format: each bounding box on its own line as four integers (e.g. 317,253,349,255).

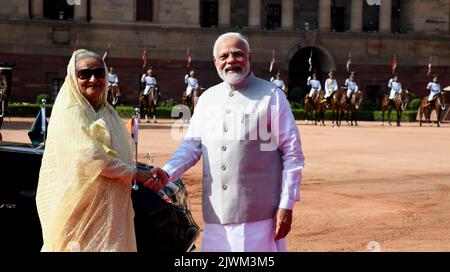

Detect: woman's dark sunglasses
77,68,105,80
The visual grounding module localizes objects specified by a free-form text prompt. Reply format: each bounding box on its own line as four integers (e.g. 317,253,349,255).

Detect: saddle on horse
426,94,440,107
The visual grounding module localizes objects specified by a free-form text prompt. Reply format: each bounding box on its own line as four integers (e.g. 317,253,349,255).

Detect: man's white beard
217,65,250,86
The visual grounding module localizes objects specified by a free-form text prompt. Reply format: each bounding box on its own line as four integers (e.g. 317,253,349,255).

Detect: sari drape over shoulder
36,49,137,252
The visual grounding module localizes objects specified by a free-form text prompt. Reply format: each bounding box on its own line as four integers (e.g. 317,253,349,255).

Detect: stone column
248,0,261,28
350,0,363,32
281,0,294,30
318,0,331,31
218,0,230,27
74,0,88,21
153,0,159,23
31,0,43,18
16,0,29,18
379,0,392,33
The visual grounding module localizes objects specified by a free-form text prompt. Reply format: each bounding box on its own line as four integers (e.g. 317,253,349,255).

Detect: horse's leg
145,100,150,123
331,109,335,127
346,107,350,125
419,106,423,127
321,109,325,126
303,103,309,124
316,108,320,126
397,110,401,127
139,100,144,122
153,104,157,123
436,107,441,127
314,109,318,125
354,110,358,126
337,109,341,127
388,108,392,126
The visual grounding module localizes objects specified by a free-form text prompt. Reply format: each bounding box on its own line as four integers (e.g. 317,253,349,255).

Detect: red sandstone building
0,0,449,106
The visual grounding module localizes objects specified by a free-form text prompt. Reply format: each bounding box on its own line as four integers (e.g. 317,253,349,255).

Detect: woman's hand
135,167,169,192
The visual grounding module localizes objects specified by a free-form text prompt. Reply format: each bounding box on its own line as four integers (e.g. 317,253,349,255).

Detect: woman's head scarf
36,49,136,252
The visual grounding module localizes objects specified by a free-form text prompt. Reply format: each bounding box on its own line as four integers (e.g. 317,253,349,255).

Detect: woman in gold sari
36,49,164,252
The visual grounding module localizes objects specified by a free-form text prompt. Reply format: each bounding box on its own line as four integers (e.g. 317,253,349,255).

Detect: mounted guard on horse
419,75,447,127
107,66,120,108
344,71,363,126
140,68,159,123
323,71,345,127
381,75,410,126
304,71,325,125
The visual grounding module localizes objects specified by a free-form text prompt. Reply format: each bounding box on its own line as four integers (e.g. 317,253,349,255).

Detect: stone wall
0,0,449,104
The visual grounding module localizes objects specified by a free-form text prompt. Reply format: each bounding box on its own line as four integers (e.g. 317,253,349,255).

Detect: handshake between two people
134,167,170,192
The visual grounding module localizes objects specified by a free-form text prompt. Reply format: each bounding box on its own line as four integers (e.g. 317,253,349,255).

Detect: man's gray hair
74,50,104,65
212,32,251,58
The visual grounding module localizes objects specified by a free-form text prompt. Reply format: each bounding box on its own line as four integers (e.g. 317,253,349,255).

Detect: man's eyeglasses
77,68,106,80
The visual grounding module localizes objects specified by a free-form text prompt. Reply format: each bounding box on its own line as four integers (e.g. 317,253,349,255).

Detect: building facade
0,0,449,105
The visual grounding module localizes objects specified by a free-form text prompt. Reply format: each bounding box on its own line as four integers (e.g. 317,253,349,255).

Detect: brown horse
107,84,121,108
346,90,364,126
304,90,325,126
381,89,410,126
419,92,447,127
0,64,14,130
329,87,346,127
139,87,158,123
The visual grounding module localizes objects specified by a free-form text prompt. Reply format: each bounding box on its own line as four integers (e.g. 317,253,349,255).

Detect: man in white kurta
388,75,402,101
108,66,119,87
146,32,305,252
184,70,199,97
344,73,358,99
324,71,338,99
307,72,321,105
344,72,358,106
427,75,441,103
141,68,157,95
271,72,286,94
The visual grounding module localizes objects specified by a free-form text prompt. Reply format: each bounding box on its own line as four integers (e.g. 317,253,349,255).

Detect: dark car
0,141,199,252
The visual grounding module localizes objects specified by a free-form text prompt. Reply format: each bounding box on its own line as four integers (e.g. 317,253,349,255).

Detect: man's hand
135,167,169,192
274,208,293,240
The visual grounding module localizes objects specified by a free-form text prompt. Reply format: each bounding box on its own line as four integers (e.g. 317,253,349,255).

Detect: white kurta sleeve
162,99,203,181
268,89,305,210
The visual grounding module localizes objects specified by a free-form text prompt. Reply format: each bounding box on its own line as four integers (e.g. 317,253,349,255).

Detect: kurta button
221,146,227,151
224,127,228,132
229,92,234,97
225,109,231,114
221,165,227,171
222,185,227,190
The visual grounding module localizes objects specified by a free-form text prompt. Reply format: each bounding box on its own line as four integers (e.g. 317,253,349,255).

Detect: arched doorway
288,47,334,103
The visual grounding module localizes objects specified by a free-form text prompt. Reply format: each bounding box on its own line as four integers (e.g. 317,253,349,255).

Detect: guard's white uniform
427,82,441,101
185,76,199,97
272,79,286,92
141,74,157,95
388,79,402,99
108,73,119,87
344,78,358,98
324,78,338,98
307,76,322,97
